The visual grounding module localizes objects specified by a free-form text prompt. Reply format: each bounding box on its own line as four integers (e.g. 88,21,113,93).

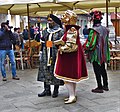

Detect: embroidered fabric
59,43,78,54
59,30,78,54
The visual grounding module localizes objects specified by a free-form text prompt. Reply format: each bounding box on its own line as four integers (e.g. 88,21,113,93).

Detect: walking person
13,27,21,50
83,25,89,39
0,22,20,81
54,10,88,104
83,10,110,93
37,14,64,98
17,28,24,49
22,26,28,41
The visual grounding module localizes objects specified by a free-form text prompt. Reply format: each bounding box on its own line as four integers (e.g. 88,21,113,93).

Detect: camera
6,20,13,29
1,20,13,29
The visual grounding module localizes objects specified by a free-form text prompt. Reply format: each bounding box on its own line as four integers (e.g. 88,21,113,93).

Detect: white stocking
73,83,76,96
65,82,75,100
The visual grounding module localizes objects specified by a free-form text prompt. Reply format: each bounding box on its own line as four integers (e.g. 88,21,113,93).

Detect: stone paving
0,63,120,112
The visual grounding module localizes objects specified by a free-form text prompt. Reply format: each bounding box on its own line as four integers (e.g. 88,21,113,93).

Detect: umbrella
0,0,119,42
0,0,119,16
0,2,73,15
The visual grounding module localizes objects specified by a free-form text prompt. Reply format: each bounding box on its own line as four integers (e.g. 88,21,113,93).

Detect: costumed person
54,10,88,104
83,10,110,93
37,14,64,98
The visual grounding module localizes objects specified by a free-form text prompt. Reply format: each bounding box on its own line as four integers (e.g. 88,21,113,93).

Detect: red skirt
54,43,88,83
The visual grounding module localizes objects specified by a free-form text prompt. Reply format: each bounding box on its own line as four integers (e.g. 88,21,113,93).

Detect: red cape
54,25,88,82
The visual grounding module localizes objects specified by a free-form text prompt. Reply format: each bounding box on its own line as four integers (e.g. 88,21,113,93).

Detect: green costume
84,26,110,65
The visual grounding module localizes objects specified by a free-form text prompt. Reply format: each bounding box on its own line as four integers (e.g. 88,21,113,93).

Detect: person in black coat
83,25,89,39
0,22,20,81
37,15,64,98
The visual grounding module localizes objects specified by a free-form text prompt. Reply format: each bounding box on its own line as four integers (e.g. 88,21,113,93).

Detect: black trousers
44,82,59,93
92,61,108,89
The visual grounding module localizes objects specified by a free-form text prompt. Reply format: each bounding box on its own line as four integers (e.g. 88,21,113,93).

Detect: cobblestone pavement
0,63,120,112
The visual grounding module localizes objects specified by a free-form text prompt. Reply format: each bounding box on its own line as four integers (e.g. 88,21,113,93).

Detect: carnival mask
61,10,77,25
47,16,55,28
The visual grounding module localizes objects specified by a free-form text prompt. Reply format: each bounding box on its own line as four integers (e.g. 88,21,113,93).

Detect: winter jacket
0,28,16,50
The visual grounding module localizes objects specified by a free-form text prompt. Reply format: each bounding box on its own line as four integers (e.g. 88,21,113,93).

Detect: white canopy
0,0,119,16
0,0,53,5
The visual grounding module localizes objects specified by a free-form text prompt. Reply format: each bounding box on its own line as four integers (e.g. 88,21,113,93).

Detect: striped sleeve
84,29,97,51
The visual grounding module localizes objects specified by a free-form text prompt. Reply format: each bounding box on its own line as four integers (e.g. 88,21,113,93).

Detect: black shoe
52,85,59,98
2,77,7,81
52,92,58,98
91,87,104,93
103,86,109,91
12,76,20,80
38,90,51,97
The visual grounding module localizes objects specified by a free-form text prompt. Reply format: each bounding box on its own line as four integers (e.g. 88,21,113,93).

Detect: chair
5,55,11,71
31,43,41,68
112,52,120,70
109,50,120,70
15,48,32,70
32,45,41,67
24,40,41,68
23,48,32,69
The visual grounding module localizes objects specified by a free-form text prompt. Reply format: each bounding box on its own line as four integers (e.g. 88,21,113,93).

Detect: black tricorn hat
50,14,63,28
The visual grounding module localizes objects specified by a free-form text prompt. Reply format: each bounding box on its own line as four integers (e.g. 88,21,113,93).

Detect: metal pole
115,7,118,44
27,4,31,48
106,0,109,27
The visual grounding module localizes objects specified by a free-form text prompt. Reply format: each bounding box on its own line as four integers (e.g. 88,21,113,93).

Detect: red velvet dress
54,25,88,82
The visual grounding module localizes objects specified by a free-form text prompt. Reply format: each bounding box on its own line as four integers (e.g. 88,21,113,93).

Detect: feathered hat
90,10,103,21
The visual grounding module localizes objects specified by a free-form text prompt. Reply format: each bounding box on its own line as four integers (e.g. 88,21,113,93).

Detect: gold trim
54,52,88,83
55,74,88,83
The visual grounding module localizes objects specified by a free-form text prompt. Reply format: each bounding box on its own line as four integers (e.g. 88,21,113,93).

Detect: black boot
52,85,59,98
38,82,51,97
